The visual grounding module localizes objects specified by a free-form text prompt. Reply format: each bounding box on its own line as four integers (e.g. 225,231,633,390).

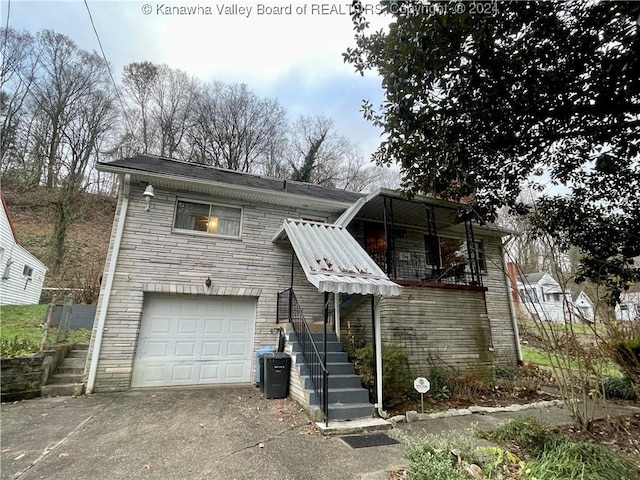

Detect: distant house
0,192,47,305
615,291,640,321
515,271,596,323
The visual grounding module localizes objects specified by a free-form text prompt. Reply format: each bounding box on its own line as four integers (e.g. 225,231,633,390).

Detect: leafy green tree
345,0,640,302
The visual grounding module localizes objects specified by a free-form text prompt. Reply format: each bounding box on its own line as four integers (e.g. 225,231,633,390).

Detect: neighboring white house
615,291,640,321
515,272,596,322
0,192,47,305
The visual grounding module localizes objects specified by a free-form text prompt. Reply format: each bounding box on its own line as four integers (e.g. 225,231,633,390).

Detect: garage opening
132,294,257,388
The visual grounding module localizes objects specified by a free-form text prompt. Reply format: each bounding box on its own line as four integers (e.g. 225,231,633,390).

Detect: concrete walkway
1,387,638,480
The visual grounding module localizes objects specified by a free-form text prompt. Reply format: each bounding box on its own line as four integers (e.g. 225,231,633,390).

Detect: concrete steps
41,343,88,397
287,331,375,422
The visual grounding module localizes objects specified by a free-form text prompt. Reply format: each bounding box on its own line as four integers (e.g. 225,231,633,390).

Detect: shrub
477,417,555,457
477,417,640,480
404,431,482,480
602,375,638,401
528,437,640,480
353,343,413,408
448,373,489,399
610,336,640,383
1,337,39,358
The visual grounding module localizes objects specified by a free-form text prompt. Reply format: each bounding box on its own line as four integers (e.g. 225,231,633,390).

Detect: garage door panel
201,342,221,358
145,341,169,358
223,363,246,382
174,342,196,358
203,319,224,335
138,365,165,384
228,320,250,334
226,341,248,356
199,364,220,382
147,318,172,335
171,363,196,383
177,319,199,335
132,295,256,388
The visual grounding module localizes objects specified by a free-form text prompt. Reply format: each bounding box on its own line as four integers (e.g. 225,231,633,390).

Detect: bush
477,417,555,457
477,417,640,480
353,343,413,408
610,337,640,382
1,337,39,358
602,376,638,401
404,431,482,480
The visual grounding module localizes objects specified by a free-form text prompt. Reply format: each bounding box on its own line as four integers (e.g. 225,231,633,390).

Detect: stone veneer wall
339,234,518,380
1,344,72,401
87,181,335,392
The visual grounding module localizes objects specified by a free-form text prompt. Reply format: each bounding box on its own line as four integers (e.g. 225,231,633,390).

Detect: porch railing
277,288,329,426
368,249,483,286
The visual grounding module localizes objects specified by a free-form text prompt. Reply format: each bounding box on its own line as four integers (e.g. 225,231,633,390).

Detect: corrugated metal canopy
279,219,401,297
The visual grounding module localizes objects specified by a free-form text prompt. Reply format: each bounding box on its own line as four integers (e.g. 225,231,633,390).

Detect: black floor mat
341,433,400,449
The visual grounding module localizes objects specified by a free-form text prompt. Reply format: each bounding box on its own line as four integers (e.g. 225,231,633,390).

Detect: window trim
23,264,34,279
172,198,243,239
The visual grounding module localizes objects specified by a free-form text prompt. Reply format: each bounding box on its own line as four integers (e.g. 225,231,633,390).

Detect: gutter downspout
374,295,387,418
501,236,523,364
86,174,131,393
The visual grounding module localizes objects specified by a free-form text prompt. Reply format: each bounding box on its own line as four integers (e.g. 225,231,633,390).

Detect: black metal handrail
277,288,329,425
368,249,484,286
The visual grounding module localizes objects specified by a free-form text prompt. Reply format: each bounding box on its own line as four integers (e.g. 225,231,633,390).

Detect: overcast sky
5,0,393,161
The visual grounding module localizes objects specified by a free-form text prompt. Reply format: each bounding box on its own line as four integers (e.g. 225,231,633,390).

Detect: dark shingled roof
99,154,363,204
521,272,548,284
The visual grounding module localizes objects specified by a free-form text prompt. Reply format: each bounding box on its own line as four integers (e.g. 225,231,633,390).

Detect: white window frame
172,198,243,239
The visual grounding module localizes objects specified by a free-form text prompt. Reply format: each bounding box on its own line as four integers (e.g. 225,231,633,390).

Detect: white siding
0,199,47,305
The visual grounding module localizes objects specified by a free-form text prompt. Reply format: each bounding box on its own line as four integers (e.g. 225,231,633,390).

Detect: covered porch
337,189,487,288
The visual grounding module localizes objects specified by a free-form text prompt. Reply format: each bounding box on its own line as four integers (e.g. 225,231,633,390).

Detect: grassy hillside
2,182,116,303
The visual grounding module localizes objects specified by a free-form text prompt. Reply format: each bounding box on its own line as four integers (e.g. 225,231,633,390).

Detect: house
615,291,640,321
514,271,597,323
85,154,520,423
0,192,47,305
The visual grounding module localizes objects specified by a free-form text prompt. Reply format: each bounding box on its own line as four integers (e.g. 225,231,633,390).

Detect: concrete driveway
1,387,406,480
4,387,638,480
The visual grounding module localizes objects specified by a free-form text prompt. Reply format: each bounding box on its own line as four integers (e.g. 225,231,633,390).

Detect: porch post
334,292,341,341
464,218,481,285
373,295,385,417
289,250,294,322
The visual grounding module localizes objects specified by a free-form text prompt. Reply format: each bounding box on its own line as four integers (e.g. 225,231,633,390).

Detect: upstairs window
173,200,242,238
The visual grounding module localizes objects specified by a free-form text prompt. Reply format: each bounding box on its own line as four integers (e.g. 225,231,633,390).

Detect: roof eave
98,164,353,211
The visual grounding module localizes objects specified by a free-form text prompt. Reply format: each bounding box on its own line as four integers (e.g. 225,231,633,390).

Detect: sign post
413,377,431,413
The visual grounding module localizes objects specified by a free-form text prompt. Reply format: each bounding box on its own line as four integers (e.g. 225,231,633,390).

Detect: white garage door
132,295,256,388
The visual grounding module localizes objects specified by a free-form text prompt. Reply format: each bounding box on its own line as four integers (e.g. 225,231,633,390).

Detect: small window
23,265,33,278
173,200,242,237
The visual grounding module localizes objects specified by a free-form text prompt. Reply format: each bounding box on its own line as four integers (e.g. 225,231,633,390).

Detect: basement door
131,294,256,388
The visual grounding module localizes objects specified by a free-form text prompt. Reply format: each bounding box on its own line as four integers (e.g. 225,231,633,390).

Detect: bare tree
7,30,118,274
0,28,37,179
286,115,377,191
187,82,286,172
120,61,159,155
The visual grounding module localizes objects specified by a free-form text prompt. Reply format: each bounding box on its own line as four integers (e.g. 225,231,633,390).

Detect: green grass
522,345,622,377
0,304,92,357
0,304,48,343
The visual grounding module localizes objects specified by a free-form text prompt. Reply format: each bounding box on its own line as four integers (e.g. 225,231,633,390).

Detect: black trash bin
263,352,291,399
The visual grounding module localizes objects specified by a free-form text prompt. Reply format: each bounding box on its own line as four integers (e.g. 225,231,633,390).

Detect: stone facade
339,231,518,379
1,344,71,401
88,179,518,391
87,182,331,391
